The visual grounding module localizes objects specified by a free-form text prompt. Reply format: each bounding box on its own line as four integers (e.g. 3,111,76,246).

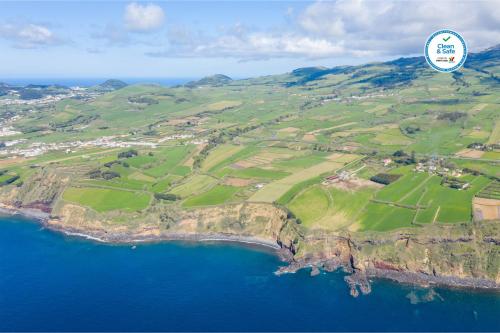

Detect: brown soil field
0,157,31,168
232,152,292,169
278,127,299,133
327,178,383,192
456,149,485,159
302,134,316,141
223,177,254,187
473,197,500,221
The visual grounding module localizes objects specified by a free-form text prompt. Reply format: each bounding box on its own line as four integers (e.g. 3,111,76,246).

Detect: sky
1,0,500,79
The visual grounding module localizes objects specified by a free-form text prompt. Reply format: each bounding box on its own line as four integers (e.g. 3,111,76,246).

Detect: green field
289,186,330,226
171,175,218,197
359,202,417,232
375,172,430,203
142,146,193,177
227,167,290,180
358,174,492,231
249,157,349,202
183,185,240,207
201,145,244,172
416,175,491,223
63,187,151,212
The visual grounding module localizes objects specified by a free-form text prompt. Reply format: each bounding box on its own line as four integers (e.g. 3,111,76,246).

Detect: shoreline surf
1,205,498,294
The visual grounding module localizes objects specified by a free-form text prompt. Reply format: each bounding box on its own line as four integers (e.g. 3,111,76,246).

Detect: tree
118,149,138,159
410,151,416,164
101,171,120,180
154,193,180,201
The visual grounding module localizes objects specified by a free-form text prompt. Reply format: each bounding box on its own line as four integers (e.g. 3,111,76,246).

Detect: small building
323,174,339,185
415,163,425,172
339,171,350,181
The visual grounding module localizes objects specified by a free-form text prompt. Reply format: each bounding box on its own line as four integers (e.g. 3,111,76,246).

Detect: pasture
358,170,492,231
63,187,150,212
170,175,218,197
201,144,244,172
142,145,194,177
248,158,347,203
358,202,417,232
288,186,330,227
183,185,240,207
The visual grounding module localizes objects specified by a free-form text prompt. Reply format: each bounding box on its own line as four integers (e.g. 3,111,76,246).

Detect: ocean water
0,78,194,87
0,215,499,332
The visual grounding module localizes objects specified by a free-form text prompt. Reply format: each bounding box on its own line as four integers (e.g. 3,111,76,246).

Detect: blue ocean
0,215,499,332
0,78,194,87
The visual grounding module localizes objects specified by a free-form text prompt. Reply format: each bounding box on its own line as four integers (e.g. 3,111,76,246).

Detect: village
0,87,100,106
0,130,208,158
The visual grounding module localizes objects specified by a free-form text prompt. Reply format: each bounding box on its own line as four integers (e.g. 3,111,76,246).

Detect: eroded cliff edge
1,169,499,294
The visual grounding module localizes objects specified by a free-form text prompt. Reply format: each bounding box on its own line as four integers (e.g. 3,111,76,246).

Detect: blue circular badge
425,29,467,72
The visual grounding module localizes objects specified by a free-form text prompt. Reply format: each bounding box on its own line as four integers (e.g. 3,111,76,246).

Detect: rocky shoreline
1,204,499,296
276,257,500,296
0,205,290,259
366,267,500,290
0,206,51,222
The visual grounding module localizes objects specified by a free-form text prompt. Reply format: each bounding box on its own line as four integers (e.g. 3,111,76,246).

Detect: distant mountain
287,56,427,88
384,56,426,68
288,66,353,86
185,74,232,88
25,84,50,89
98,79,128,91
23,84,69,90
291,66,329,76
286,45,500,88
465,44,500,72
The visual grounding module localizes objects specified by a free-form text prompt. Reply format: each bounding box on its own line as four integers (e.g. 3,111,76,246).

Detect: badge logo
425,29,467,72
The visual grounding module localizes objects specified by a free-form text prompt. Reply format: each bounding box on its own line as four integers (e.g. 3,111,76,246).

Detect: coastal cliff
0,170,499,294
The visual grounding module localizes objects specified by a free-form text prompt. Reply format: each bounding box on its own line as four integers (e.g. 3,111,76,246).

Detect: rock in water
310,266,320,277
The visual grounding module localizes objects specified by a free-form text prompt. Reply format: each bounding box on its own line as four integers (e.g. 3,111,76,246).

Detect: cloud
124,2,165,32
0,22,64,48
89,2,165,49
297,0,500,56
149,24,345,60
149,0,500,61
195,33,344,59
89,3,165,51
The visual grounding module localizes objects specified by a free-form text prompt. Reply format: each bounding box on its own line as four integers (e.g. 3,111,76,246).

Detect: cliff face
0,173,499,291
48,199,297,249
356,223,500,285
0,168,70,212
291,224,499,289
